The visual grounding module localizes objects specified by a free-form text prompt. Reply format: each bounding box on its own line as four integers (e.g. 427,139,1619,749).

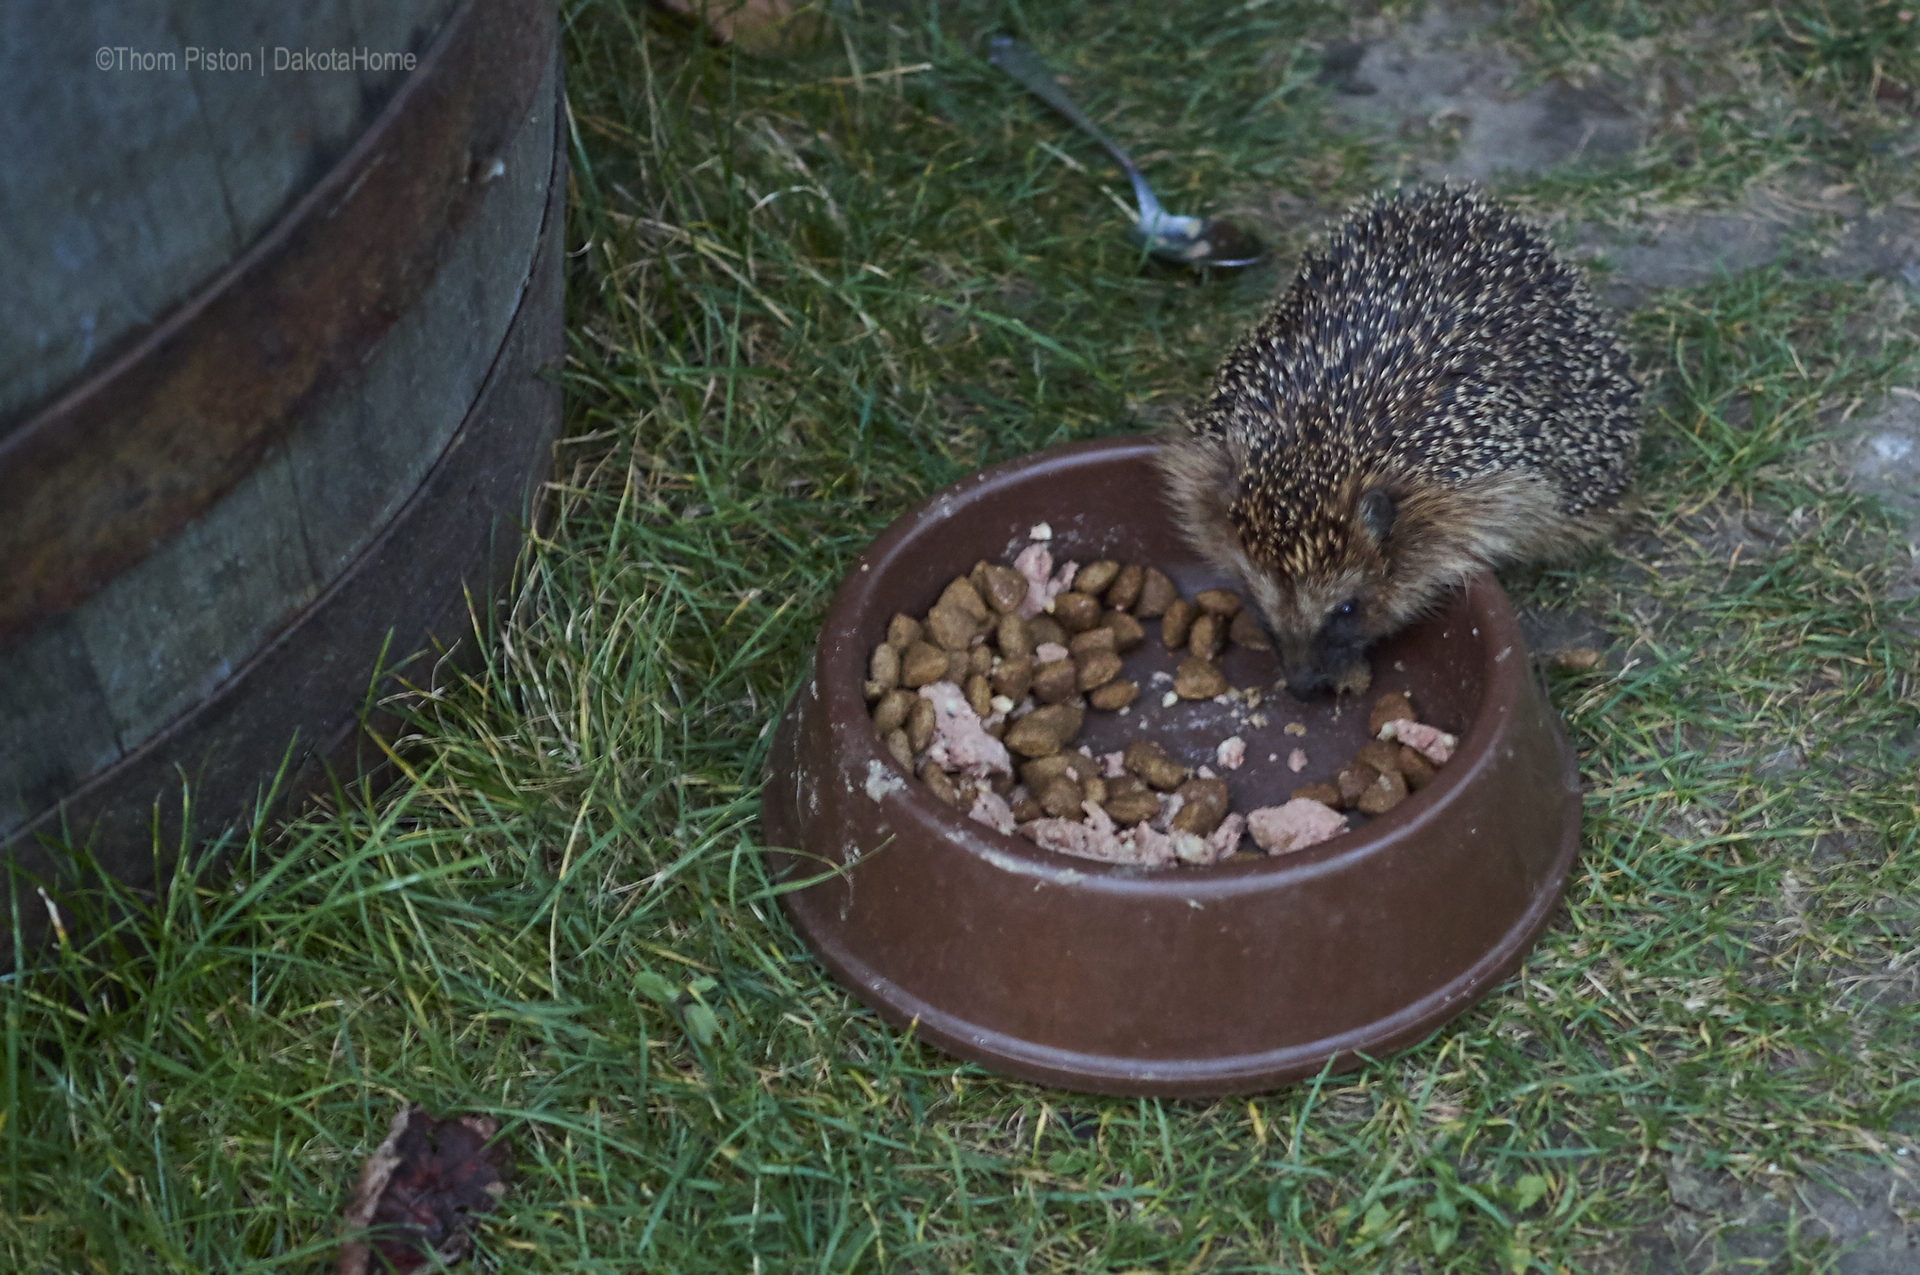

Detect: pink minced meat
1246,799,1348,855
968,788,1017,835
918,682,1011,778
1012,544,1078,619
1287,748,1308,773
1215,737,1246,771
1383,719,1457,765
1100,751,1125,778
1207,812,1246,860
1022,803,1177,868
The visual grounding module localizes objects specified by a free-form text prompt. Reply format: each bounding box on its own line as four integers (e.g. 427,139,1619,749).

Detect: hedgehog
1157,185,1640,698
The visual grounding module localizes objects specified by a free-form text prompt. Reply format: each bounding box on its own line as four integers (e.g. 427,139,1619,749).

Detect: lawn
5,1,1919,1271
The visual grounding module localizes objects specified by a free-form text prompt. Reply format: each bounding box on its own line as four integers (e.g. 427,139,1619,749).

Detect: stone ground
1312,6,1920,1270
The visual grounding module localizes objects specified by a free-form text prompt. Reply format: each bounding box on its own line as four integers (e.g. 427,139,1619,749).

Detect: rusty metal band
0,0,554,641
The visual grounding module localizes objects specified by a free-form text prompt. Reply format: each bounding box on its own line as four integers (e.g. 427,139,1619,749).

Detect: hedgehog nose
1285,671,1335,701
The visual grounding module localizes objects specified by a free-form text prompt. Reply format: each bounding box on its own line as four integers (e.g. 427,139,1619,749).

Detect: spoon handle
987,36,1146,190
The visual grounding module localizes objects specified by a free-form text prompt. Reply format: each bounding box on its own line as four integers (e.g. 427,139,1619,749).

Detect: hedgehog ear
1357,488,1397,543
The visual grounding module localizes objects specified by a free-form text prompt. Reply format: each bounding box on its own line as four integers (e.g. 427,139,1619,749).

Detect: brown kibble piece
952,776,979,812
968,644,994,676
1291,782,1343,806
1336,762,1380,807
1075,561,1120,596
1136,568,1178,618
981,564,1031,615
1104,788,1160,826
869,643,901,694
1398,747,1437,791
901,641,949,687
1228,610,1268,650
1010,795,1043,823
1021,751,1099,789
1124,739,1189,792
989,772,1013,796
1082,775,1108,807
1028,615,1068,648
886,613,921,651
1187,613,1223,662
1170,777,1231,836
1174,657,1228,700
946,651,971,684
939,577,989,622
1004,704,1082,758
872,688,915,734
1076,651,1123,692
925,602,977,651
1194,589,1242,617
1356,767,1409,815
1160,598,1194,650
1038,776,1085,819
1105,564,1144,611
965,673,993,718
906,697,937,753
1067,626,1116,659
885,729,913,770
969,559,993,601
1088,678,1138,710
1369,691,1415,735
1052,591,1100,633
1554,646,1604,672
1031,658,1078,704
920,763,961,807
1100,610,1145,652
998,612,1033,658
991,656,1034,701
1334,661,1372,697
1354,740,1403,775
984,717,1007,740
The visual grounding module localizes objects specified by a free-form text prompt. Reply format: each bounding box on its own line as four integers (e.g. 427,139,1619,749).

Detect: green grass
5,1,1919,1270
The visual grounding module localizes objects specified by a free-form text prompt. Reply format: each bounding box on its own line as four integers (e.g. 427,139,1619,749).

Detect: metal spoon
988,34,1263,269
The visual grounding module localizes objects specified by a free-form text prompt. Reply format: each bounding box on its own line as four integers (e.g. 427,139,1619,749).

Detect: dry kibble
980,564,1030,614
920,763,961,808
1088,678,1138,710
952,776,980,812
968,644,994,676
1028,615,1068,648
946,650,971,684
1369,691,1415,735
907,697,937,753
1292,782,1343,806
1103,775,1160,825
965,673,993,718
1161,599,1195,649
1031,658,1078,704
1194,588,1242,617
1100,610,1145,652
1554,646,1604,672
997,612,1034,658
1398,747,1437,791
1021,750,1099,789
869,643,901,692
1003,704,1082,758
886,613,921,650
1075,561,1120,596
1082,775,1108,807
1354,740,1403,775
885,729,913,770
1076,651,1123,692
1136,568,1178,618
1124,739,1189,791
928,602,980,651
939,577,989,622
1038,775,1085,819
1335,762,1381,808
984,718,1007,740
1174,657,1228,699
1171,777,1231,836
1356,766,1409,815
901,641,948,687
991,655,1034,701
1010,795,1043,823
1228,610,1268,650
1068,626,1116,659
989,772,1014,796
1105,564,1144,611
872,688,915,734
968,559,993,602
1052,591,1101,633
1187,613,1223,661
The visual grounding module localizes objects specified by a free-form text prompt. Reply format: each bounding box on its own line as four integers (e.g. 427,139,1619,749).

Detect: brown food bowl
761,436,1581,1097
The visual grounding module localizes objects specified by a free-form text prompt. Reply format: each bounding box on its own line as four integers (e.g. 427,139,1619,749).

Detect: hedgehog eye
1335,598,1359,619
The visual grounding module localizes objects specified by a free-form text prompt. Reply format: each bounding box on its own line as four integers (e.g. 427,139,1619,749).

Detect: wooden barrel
0,0,566,936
